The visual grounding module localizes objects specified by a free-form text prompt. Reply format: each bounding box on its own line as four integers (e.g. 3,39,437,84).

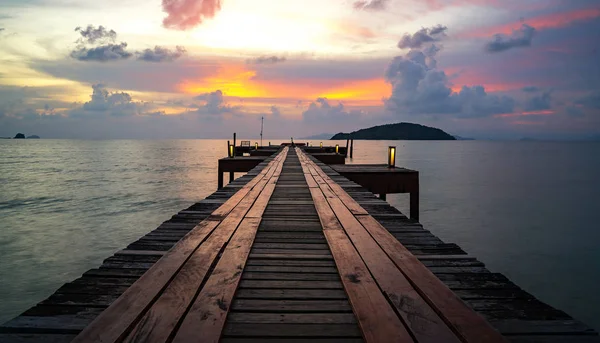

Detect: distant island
9,133,41,139
331,123,456,140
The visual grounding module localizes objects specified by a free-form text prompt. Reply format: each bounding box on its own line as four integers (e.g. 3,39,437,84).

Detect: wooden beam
172,217,261,343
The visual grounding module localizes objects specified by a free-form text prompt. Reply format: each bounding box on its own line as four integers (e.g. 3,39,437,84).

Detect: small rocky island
11,133,41,139
331,122,456,140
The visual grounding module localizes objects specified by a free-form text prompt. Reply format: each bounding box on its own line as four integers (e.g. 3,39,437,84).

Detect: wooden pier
1,145,599,342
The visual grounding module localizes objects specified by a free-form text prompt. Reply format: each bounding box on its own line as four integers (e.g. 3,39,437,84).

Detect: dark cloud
0,28,5,32
566,106,584,117
522,86,540,93
71,25,132,62
75,25,117,44
70,26,185,63
77,84,146,116
246,55,286,65
576,91,600,109
386,27,515,117
524,91,552,111
136,46,187,62
485,24,536,53
353,0,389,11
194,90,236,114
70,43,132,62
302,97,362,123
162,0,222,30
398,25,447,49
270,105,281,117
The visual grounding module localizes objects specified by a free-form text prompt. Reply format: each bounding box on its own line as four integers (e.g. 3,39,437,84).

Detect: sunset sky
0,0,599,139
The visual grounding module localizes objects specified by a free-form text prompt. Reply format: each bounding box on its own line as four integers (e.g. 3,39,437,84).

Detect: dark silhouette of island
14,133,25,139
331,123,456,140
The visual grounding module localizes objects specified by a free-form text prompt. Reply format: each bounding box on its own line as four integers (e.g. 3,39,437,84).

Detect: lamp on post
255,142,258,150
388,146,396,168
228,144,234,158
335,144,339,154
320,142,323,148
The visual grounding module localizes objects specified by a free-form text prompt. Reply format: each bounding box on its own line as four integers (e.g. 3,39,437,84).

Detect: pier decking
1,145,599,342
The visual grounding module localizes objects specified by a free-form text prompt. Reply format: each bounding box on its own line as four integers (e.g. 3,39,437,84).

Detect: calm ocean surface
1,139,599,330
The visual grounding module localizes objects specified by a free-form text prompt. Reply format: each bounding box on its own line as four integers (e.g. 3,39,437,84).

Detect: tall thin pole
260,116,264,147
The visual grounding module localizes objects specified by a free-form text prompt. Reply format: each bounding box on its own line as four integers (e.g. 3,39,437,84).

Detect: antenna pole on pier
260,116,264,147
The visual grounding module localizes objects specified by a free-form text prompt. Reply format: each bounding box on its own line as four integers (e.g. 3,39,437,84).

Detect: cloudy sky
0,0,599,139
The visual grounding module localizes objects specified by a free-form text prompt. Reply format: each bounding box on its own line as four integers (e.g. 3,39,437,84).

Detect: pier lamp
228,144,234,158
320,142,323,148
388,146,396,168
255,142,258,149
335,144,339,154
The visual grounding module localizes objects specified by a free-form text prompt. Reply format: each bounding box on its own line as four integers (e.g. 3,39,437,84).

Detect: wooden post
380,193,387,201
218,165,223,189
410,191,419,221
410,175,420,221
227,140,230,157
233,133,236,156
229,172,234,183
345,139,349,158
350,139,354,158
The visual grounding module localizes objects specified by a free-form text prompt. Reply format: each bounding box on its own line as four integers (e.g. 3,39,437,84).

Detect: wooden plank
244,265,338,273
226,312,356,324
234,288,347,300
71,219,220,342
356,214,507,343
172,218,262,343
301,175,413,342
321,228,413,342
231,299,352,312
325,196,460,343
0,334,76,343
223,323,362,337
238,280,343,289
242,272,340,281
221,338,363,343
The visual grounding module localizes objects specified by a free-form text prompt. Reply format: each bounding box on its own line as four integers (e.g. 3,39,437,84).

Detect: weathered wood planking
172,154,286,343
301,147,600,342
221,149,365,342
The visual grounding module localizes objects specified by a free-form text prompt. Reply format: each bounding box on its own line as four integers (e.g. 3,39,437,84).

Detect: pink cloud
463,7,600,38
162,0,222,30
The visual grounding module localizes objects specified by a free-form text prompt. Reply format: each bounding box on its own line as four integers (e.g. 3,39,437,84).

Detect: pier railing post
345,139,349,158
233,133,236,156
218,165,223,189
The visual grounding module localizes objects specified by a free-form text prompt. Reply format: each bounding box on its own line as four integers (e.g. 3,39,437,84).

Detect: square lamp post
388,146,396,168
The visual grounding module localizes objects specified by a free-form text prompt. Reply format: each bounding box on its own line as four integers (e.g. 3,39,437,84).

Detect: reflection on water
1,139,600,330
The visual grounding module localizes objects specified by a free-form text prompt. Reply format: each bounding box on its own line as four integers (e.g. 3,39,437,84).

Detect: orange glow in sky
179,64,389,106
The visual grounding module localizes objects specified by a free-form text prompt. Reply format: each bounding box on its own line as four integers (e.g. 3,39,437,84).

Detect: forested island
331,123,456,140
